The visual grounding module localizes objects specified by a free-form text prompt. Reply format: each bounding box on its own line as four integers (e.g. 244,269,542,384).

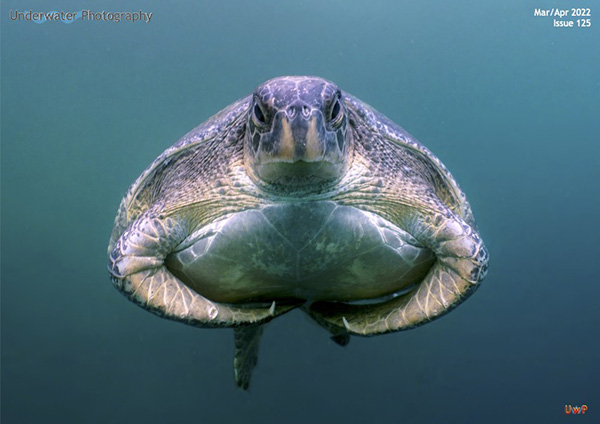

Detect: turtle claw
342,316,351,331
269,301,276,316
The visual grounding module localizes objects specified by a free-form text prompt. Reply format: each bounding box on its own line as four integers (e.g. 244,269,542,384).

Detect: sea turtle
108,76,489,390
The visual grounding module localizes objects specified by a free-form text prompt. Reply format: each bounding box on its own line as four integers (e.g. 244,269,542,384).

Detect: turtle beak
276,101,325,162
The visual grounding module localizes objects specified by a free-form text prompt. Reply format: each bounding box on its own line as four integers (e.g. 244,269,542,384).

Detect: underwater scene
2,0,598,423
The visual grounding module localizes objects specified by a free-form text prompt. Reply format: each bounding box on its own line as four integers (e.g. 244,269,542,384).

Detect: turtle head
244,76,351,193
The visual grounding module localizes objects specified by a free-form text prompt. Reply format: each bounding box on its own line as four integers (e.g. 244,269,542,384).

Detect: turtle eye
252,102,267,127
329,97,343,128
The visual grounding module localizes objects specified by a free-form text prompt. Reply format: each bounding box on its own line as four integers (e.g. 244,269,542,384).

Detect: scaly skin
108,76,489,388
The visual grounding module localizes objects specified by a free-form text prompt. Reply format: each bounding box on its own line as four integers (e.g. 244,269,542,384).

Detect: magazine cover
2,1,597,423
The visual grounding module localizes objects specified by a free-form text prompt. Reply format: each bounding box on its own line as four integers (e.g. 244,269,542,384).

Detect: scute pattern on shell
108,96,252,253
342,93,476,227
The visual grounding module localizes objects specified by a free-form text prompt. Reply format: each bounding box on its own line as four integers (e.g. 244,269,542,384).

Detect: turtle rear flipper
233,324,264,390
301,303,351,346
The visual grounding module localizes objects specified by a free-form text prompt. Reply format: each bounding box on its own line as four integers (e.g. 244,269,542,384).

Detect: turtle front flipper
233,324,264,390
109,212,298,327
307,209,489,336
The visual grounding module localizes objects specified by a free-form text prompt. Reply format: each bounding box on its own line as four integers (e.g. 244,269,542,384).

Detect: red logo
565,405,588,415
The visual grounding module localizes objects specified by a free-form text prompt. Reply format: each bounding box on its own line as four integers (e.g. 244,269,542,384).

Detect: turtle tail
233,324,264,390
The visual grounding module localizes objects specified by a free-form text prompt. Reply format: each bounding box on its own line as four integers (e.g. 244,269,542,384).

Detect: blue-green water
2,1,598,423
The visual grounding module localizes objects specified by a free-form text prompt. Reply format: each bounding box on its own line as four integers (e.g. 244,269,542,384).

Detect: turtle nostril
287,103,311,120
287,106,297,119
